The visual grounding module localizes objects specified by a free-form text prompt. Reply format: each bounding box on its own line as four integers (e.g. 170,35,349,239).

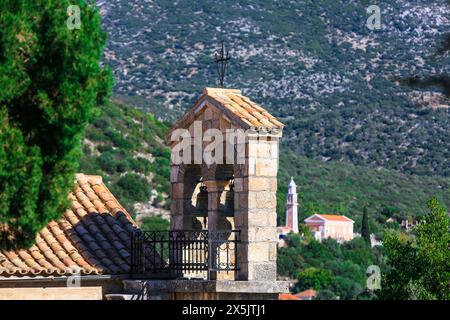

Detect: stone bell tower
166,87,289,290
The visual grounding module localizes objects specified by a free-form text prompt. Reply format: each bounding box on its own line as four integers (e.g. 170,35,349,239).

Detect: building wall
324,221,353,241
0,287,103,300
305,220,353,241
0,278,123,300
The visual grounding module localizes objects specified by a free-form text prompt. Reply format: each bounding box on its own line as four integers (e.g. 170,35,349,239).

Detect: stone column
170,165,184,230
234,134,279,281
204,180,228,280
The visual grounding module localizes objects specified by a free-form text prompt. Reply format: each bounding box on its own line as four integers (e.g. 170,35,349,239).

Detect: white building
285,177,299,234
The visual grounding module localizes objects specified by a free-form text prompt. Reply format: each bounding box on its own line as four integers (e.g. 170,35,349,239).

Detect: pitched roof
168,87,284,137
305,214,354,223
295,289,317,299
279,289,317,300
0,174,138,277
279,293,301,300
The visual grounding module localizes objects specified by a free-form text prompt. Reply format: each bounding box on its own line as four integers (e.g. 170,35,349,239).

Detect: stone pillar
204,180,228,280
170,165,184,230
234,134,279,281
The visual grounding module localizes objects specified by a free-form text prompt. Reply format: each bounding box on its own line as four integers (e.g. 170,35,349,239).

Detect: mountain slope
78,102,449,235
98,0,450,176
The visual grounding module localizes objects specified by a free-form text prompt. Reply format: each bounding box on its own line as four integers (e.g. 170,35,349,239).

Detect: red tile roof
203,87,284,129
279,293,301,300
167,87,284,139
0,174,138,277
295,289,317,299
279,289,317,300
314,214,354,222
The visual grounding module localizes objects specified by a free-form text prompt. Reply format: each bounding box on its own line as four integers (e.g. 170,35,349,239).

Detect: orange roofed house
0,174,137,300
279,289,317,301
304,214,354,242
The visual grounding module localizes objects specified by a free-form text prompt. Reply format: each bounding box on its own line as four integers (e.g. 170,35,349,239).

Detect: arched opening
182,165,205,230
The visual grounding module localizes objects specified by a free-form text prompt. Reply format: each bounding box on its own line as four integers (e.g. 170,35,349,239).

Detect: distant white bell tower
285,177,299,233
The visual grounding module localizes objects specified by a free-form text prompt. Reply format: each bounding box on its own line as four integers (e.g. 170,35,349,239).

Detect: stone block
204,107,213,120
247,177,276,191
247,209,277,227
255,159,278,177
269,242,277,262
247,140,259,158
255,191,277,209
247,242,270,262
250,227,278,242
248,263,277,281
256,142,272,158
248,157,256,175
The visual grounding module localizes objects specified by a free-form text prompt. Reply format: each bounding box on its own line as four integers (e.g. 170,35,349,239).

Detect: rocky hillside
97,0,450,177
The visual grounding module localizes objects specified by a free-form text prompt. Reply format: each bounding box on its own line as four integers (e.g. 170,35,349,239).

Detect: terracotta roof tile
167,87,284,141
315,214,354,222
204,88,283,130
279,293,301,300
0,174,139,277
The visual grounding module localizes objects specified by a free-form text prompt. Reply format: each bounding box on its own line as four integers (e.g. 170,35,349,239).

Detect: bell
221,181,234,217
194,183,208,216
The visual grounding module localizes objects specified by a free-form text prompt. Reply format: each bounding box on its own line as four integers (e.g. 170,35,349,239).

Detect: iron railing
130,230,240,278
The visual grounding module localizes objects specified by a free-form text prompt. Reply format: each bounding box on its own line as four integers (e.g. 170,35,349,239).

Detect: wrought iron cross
214,41,231,87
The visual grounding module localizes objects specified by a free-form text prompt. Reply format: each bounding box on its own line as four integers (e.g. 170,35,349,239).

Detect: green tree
378,198,450,300
314,289,336,300
361,207,371,244
140,215,169,231
296,267,332,291
0,0,112,248
113,173,151,203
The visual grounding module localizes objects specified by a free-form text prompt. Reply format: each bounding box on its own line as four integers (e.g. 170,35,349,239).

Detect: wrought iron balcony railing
130,230,240,278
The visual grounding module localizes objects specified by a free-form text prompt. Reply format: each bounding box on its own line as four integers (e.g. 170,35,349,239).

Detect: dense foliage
79,101,170,215
378,198,450,300
361,208,371,243
0,0,111,248
278,233,385,300
140,215,170,232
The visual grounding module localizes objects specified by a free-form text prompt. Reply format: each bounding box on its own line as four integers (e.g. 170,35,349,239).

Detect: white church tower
285,177,299,234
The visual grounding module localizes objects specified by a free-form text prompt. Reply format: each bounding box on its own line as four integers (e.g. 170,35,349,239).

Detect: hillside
79,100,171,219
276,150,450,235
98,0,450,177
79,102,449,234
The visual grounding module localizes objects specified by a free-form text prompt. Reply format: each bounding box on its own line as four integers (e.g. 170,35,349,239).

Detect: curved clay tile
0,174,139,277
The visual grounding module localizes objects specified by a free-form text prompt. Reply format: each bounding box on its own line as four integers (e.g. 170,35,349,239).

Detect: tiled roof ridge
203,87,242,95
315,214,354,222
167,87,284,140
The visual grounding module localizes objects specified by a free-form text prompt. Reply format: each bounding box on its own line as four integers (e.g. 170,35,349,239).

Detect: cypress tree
361,207,371,244
0,0,112,249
